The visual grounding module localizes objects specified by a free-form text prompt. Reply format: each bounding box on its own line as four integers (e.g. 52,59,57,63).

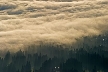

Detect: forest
0,34,108,72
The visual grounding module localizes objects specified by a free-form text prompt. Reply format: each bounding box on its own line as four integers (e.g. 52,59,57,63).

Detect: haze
0,0,108,52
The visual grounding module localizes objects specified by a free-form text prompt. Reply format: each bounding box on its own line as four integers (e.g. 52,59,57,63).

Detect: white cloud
0,0,108,52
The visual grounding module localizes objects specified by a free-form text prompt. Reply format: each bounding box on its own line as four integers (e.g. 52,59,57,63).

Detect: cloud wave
0,0,108,52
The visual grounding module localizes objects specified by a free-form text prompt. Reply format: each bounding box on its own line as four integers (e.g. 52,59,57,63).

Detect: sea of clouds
0,0,108,52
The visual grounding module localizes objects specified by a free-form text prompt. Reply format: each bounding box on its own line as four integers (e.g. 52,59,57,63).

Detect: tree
4,51,11,65
25,61,31,72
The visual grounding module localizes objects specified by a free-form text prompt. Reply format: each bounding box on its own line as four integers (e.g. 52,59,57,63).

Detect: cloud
0,0,108,52
0,2,16,10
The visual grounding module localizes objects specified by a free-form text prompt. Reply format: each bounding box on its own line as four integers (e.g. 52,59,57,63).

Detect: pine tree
25,61,31,72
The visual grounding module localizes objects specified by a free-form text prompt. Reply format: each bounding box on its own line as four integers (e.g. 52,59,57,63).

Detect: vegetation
0,34,108,72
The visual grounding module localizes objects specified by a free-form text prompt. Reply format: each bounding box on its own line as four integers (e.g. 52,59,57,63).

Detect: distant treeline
0,33,108,72
0,45,108,72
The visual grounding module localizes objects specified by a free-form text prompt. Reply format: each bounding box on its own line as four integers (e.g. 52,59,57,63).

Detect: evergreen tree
25,61,31,72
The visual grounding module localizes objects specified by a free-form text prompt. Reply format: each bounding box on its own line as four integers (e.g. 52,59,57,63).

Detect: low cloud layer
0,0,108,52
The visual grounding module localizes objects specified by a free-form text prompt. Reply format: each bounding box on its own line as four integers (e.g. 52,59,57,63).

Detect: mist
0,0,108,52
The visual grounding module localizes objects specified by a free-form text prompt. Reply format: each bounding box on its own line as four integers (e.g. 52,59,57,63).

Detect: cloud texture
0,0,108,52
